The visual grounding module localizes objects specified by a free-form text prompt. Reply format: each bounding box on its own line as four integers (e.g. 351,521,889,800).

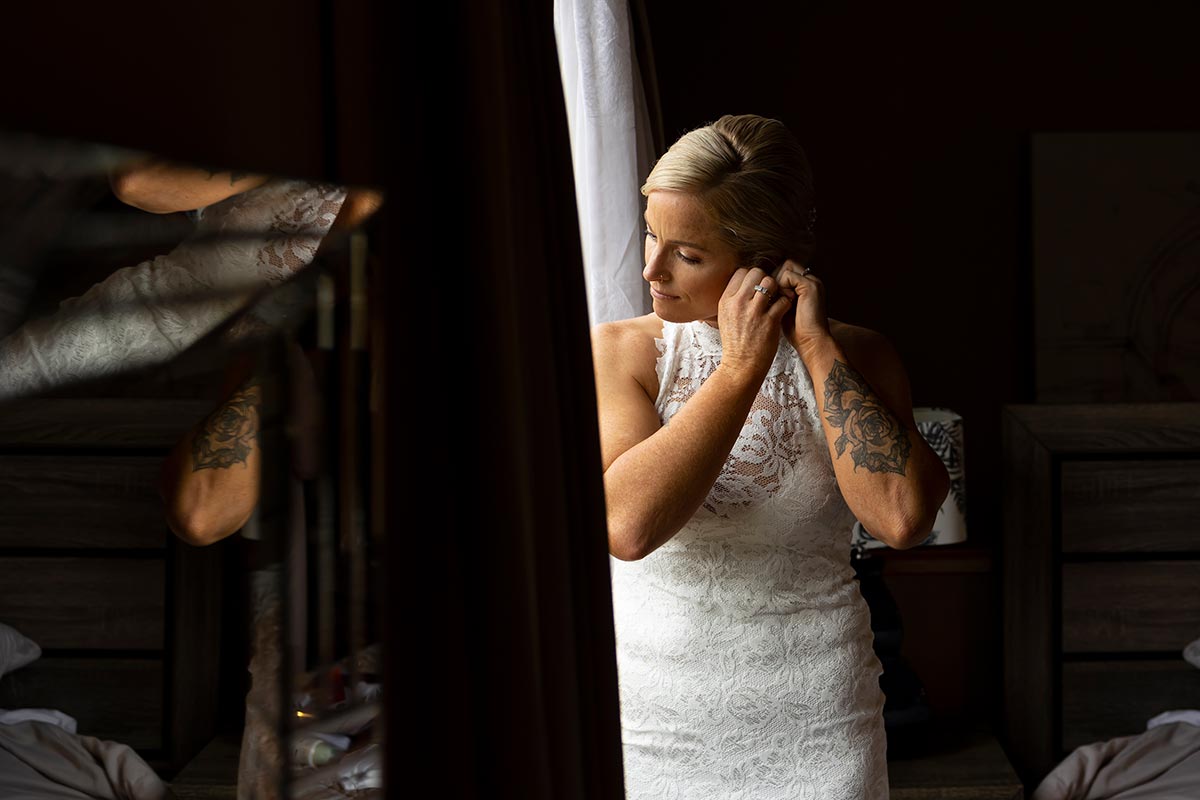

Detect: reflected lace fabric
0,179,346,399
609,319,889,800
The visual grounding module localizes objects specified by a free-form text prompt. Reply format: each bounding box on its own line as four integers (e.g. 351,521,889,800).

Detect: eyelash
644,228,700,264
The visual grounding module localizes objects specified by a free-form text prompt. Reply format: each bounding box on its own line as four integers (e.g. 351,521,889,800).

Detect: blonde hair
641,114,817,269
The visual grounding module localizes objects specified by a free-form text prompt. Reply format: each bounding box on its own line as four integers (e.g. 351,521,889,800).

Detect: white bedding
1034,637,1200,799
1032,721,1200,799
0,622,40,679
0,720,170,800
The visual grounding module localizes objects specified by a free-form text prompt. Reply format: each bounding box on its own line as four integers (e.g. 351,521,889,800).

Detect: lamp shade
852,407,966,549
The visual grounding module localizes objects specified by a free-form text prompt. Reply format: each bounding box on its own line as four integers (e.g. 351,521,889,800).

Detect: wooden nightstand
888,723,1024,800
1002,403,1200,786
170,733,241,799
0,398,222,775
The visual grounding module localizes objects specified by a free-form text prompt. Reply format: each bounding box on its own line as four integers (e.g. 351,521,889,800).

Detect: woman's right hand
716,267,792,379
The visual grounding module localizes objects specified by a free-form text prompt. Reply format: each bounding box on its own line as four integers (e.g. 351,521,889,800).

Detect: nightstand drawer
0,456,168,549
0,558,165,649
1061,459,1200,553
0,658,163,749
1062,660,1200,752
1062,561,1200,652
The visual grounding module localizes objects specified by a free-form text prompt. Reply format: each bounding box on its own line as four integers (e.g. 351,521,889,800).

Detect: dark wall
643,0,1200,550
642,0,1200,723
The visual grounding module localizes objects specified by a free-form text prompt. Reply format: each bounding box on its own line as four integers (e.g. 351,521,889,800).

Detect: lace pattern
610,319,889,799
0,179,346,399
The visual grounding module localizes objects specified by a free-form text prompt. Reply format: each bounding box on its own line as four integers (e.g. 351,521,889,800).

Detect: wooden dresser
0,397,222,774
1001,403,1200,787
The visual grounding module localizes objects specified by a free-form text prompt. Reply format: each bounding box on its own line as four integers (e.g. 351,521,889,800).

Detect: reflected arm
108,155,271,213
160,355,263,546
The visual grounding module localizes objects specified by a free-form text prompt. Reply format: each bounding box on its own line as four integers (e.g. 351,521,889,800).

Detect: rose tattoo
822,360,910,475
192,386,260,471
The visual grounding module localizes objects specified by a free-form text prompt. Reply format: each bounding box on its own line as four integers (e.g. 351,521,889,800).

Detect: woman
594,114,949,798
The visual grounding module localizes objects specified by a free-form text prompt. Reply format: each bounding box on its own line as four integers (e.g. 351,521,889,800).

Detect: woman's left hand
772,258,830,351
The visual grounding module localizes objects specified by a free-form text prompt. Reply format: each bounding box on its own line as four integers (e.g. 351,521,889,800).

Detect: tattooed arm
773,260,948,547
793,322,950,550
159,357,264,546
109,154,270,214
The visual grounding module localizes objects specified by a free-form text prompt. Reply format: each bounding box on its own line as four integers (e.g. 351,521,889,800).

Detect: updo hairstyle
641,114,817,270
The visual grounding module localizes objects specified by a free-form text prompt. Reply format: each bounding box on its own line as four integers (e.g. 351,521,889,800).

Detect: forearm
160,380,263,546
796,336,948,549
109,156,270,214
604,364,763,560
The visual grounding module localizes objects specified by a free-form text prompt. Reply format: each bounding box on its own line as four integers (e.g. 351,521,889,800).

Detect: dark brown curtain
377,1,625,797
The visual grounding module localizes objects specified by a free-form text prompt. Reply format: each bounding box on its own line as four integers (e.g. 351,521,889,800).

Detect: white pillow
0,623,40,679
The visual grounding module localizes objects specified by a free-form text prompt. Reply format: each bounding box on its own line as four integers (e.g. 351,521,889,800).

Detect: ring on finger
753,284,773,299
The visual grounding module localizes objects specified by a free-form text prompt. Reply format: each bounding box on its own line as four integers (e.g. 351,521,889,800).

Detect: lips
650,287,678,300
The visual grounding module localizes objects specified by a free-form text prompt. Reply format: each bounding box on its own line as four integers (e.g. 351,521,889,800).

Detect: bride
594,113,949,798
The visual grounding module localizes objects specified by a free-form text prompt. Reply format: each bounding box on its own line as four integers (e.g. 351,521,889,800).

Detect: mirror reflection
0,127,385,799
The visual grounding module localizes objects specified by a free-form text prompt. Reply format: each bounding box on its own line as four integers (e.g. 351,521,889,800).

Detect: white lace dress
609,319,889,800
0,178,346,400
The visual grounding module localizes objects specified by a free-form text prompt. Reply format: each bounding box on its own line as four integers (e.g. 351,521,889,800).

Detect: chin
653,300,712,325
651,304,691,323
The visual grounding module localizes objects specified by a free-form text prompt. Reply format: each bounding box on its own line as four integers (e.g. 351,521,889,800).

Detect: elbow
108,169,148,210
873,518,927,551
164,500,252,547
607,518,654,562
887,477,952,551
109,168,182,214
864,505,930,551
610,542,647,562
608,532,647,562
887,523,930,551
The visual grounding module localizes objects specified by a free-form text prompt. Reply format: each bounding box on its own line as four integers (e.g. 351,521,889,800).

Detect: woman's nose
643,251,668,282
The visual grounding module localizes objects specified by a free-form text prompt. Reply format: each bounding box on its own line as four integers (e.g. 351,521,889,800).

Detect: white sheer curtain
554,0,656,326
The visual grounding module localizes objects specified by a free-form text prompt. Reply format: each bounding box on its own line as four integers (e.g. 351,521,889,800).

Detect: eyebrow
643,217,711,252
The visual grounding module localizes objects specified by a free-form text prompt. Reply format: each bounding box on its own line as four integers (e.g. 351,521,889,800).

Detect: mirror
0,126,386,799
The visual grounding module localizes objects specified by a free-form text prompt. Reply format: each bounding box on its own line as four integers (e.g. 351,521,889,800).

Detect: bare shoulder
591,313,663,399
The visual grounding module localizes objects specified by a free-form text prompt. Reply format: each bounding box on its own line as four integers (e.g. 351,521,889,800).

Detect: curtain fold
381,1,625,797
554,0,660,326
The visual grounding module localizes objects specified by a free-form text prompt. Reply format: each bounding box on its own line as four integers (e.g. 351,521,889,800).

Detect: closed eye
645,229,700,264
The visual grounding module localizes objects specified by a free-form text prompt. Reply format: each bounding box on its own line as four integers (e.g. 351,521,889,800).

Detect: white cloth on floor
1149,710,1200,730
0,708,77,733
0,178,345,400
